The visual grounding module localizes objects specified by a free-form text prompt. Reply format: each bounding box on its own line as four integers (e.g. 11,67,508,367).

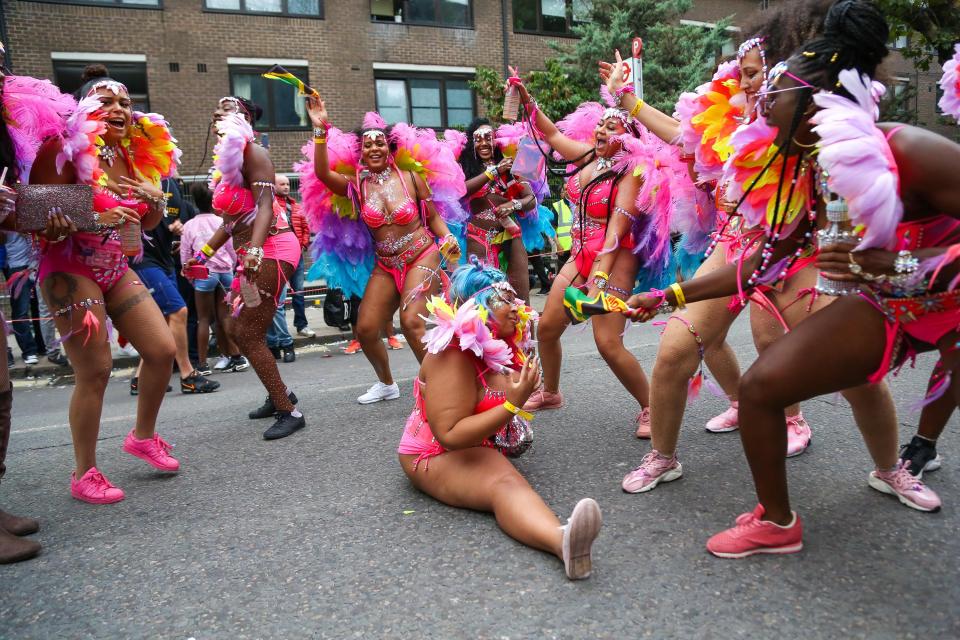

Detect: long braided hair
737,0,889,287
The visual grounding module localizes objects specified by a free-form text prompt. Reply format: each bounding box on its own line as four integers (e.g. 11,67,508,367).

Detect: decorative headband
474,280,518,308
363,129,386,140
219,96,251,118
601,107,631,125
473,125,494,140
88,80,128,97
737,36,769,82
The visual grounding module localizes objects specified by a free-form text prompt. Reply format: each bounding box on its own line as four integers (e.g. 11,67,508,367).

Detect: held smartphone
183,264,210,280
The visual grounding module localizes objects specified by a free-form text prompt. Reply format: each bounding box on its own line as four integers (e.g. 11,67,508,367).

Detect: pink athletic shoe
706,504,803,559
621,450,682,493
70,467,125,504
868,461,942,512
785,413,812,457
635,407,651,439
522,389,565,411
122,430,180,472
705,402,739,433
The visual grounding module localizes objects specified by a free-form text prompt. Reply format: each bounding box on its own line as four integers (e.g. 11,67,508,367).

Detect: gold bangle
629,99,645,119
669,282,686,309
503,400,534,421
200,243,216,257
484,169,497,181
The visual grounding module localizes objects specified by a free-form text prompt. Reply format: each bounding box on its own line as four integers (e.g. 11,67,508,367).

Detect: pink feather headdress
442,128,467,160
812,68,903,250
209,113,254,189
938,43,960,123
1,75,75,181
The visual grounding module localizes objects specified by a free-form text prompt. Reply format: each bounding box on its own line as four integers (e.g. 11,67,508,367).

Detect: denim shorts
134,266,186,316
193,270,234,293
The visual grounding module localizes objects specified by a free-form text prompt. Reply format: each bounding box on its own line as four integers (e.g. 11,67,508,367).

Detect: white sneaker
213,355,231,371
357,381,400,404
118,343,139,358
297,327,316,338
23,354,39,365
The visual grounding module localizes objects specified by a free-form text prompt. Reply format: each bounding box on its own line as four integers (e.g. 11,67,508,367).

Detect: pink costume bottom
38,233,128,293
571,226,607,280
375,234,445,294
233,230,301,306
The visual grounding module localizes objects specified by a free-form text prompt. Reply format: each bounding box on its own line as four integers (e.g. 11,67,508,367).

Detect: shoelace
889,463,925,493
631,452,669,476
786,416,806,434
153,434,174,454
86,469,114,493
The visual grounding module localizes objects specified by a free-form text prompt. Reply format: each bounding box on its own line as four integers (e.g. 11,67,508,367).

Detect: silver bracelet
512,199,522,212
246,246,264,265
893,250,919,274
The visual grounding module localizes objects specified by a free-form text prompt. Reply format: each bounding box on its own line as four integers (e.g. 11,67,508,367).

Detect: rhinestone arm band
894,250,919,274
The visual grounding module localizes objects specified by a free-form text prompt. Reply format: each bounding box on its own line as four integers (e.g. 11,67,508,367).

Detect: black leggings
235,259,296,412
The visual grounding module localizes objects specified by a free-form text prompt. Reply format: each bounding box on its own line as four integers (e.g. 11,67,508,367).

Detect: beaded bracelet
193,251,208,265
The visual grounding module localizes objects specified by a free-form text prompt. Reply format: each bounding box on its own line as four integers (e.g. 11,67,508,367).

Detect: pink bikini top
565,173,617,220
212,181,257,218
360,170,419,228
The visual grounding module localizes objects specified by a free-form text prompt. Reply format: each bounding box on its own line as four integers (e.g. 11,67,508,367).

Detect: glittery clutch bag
14,184,95,232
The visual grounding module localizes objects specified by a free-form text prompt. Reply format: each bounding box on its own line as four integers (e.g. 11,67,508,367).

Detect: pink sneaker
561,498,602,580
122,430,180,472
868,461,942,512
70,467,125,504
635,407,651,439
523,389,565,411
706,504,803,558
621,450,683,493
785,413,812,457
705,402,739,433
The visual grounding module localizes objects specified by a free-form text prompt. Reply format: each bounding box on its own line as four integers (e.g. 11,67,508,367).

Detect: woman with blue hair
398,260,602,579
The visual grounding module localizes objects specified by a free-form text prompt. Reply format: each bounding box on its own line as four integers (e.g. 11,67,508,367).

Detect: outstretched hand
305,95,329,128
505,65,531,103
599,49,627,95
506,356,542,408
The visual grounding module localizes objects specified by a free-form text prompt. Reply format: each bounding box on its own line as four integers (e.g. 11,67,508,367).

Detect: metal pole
501,0,510,78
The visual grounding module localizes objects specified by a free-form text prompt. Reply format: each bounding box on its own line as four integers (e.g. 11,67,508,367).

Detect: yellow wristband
593,270,610,281
629,99,645,119
503,400,534,421
200,244,216,258
669,282,686,309
314,136,327,144
484,169,497,181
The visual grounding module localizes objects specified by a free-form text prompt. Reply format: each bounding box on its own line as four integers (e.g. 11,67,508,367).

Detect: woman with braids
301,94,463,405
629,0,950,557
508,70,664,427
459,118,535,301
398,261,602,580
30,77,181,503
183,97,305,440
598,2,835,488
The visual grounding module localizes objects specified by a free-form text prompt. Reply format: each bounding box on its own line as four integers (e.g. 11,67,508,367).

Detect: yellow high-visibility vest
553,199,573,251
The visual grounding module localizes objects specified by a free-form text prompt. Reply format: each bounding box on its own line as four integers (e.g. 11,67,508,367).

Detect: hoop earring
791,137,817,149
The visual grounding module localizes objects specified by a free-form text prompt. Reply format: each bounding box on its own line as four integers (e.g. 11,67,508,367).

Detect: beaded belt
376,231,417,254
377,232,432,270
875,288,960,325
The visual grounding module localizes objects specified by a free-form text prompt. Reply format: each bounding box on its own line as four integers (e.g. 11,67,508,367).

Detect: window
29,0,160,6
371,0,472,27
204,0,322,17
889,34,908,50
229,65,309,130
52,57,150,111
375,75,474,128
513,0,590,36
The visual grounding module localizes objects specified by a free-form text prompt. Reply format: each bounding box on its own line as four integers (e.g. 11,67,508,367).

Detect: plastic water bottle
816,197,860,296
240,275,261,308
502,85,519,122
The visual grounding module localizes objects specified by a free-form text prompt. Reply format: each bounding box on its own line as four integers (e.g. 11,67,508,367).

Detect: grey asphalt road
1,316,957,639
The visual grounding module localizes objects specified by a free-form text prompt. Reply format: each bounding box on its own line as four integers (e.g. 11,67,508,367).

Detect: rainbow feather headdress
55,95,107,185
126,111,181,184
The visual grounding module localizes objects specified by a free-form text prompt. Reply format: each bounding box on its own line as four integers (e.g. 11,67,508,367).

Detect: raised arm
306,94,350,197
599,51,681,144
508,67,593,164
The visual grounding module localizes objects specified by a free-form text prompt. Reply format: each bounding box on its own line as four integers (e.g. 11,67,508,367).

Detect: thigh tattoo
42,273,80,311
110,289,151,321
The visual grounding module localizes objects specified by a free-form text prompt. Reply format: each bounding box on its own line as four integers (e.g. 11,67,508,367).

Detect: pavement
1,306,958,639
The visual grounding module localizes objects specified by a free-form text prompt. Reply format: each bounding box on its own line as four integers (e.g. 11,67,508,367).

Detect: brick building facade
1,0,954,178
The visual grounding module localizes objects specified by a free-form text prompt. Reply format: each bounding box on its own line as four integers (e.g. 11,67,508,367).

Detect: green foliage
876,0,960,70
879,83,919,124
471,0,733,121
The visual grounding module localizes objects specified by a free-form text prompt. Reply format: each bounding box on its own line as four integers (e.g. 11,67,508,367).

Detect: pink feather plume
938,43,960,123
56,96,106,184
2,75,75,181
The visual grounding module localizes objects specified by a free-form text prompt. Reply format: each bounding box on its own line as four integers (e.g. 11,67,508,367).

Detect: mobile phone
184,264,210,280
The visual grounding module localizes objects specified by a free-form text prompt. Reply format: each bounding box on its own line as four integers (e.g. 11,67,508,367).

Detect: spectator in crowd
130,190,219,395
274,174,314,337
266,287,296,363
1,232,39,366
165,174,202,370
528,233,553,295
341,294,403,355
182,182,248,373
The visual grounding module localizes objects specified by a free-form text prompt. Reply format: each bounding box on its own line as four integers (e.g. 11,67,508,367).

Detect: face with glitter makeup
594,115,627,158
361,131,390,170
93,84,133,145
739,47,766,115
474,126,495,162
487,287,519,339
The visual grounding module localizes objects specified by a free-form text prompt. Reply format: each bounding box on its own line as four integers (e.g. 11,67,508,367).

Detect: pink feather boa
939,43,960,123
442,129,467,160
55,96,106,185
2,75,75,181
210,114,254,189
421,296,515,373
812,68,903,250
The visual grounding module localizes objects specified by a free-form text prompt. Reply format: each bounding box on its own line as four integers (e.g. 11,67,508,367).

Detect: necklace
99,144,120,167
596,156,614,171
370,167,392,185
